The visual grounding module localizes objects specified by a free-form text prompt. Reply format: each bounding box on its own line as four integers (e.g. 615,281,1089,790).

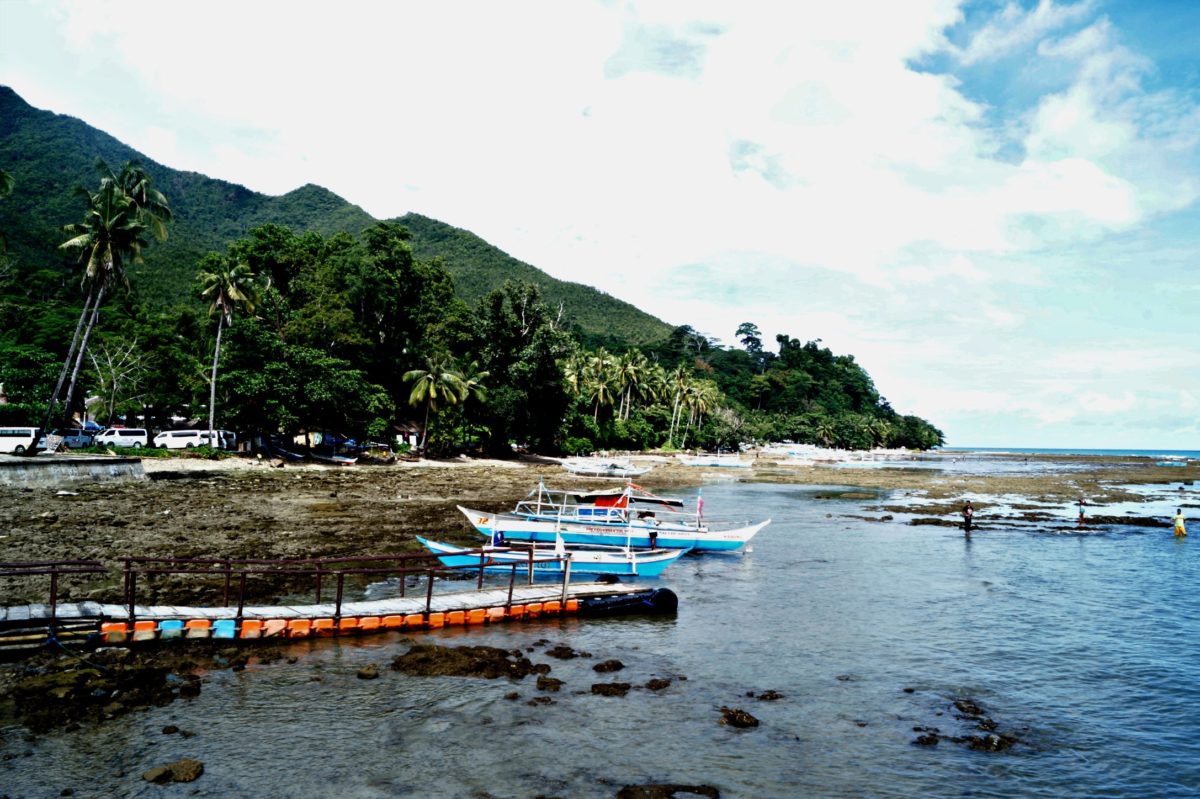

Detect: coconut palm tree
49,161,171,428
815,420,837,449
667,364,692,447
199,260,259,444
404,354,466,453
584,349,616,423
455,359,490,448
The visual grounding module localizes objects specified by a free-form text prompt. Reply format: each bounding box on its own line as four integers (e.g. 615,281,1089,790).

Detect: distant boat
311,450,357,466
676,453,752,468
562,457,649,479
416,535,689,578
458,479,770,552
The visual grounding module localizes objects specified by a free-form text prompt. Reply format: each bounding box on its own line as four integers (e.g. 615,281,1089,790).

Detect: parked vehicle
94,428,149,448
152,430,217,449
36,429,95,450
0,426,40,454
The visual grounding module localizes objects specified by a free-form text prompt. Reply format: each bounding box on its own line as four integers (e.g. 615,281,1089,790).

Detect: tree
404,353,465,453
199,258,259,443
0,168,12,252
85,335,145,424
51,160,170,427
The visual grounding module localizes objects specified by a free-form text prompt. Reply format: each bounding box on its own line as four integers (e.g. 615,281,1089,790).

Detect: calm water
3,481,1198,798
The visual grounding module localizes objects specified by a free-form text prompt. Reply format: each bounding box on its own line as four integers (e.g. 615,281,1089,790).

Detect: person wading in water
962,500,974,538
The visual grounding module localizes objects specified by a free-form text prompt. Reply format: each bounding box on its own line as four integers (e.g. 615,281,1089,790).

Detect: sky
1,0,1198,450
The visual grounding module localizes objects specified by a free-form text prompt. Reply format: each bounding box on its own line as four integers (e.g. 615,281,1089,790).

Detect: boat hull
416,536,687,577
458,507,769,552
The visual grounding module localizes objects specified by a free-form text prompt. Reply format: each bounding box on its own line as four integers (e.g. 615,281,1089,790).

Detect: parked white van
0,426,40,454
152,429,218,449
94,428,149,448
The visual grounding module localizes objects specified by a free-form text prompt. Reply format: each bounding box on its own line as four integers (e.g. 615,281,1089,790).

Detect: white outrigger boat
415,535,689,578
561,457,650,479
458,480,770,552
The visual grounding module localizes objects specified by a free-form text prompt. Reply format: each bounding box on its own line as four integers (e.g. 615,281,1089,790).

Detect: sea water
2,480,1198,798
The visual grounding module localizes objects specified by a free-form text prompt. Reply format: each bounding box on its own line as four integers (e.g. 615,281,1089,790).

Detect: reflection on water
3,480,1199,798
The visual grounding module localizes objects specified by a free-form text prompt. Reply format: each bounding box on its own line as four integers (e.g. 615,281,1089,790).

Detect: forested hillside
0,86,944,453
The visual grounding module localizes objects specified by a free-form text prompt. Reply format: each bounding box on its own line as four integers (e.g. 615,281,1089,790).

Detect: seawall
0,455,146,487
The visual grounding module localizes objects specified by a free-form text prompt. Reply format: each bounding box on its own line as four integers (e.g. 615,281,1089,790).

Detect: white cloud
958,0,1096,65
2,0,1198,448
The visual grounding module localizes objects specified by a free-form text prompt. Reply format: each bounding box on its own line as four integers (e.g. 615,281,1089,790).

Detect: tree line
0,159,944,453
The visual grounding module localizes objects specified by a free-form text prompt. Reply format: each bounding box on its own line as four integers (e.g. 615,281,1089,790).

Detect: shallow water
3,481,1199,798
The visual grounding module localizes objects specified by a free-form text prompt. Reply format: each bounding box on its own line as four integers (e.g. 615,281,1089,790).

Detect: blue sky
1,0,1197,450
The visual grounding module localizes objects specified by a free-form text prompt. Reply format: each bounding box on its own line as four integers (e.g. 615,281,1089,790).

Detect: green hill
0,86,671,342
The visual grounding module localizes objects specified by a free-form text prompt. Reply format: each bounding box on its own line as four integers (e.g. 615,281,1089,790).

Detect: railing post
49,569,59,630
122,558,132,612
507,564,516,608
425,568,435,615
236,573,247,633
478,549,486,589
127,569,137,625
527,547,534,585
561,556,571,605
334,573,344,620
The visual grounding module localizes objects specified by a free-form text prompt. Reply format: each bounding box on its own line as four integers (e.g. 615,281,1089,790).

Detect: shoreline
0,449,1193,607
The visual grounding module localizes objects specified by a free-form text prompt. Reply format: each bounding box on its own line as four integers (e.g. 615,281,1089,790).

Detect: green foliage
0,87,946,452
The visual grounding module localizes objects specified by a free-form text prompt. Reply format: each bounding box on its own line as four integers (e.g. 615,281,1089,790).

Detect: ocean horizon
941,446,1199,459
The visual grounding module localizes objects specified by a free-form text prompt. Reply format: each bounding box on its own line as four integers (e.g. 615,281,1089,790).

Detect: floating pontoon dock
0,552,678,652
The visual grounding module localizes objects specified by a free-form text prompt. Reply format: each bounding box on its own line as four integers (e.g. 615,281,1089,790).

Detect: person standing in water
1077,498,1086,530
962,500,974,537
1174,508,1187,538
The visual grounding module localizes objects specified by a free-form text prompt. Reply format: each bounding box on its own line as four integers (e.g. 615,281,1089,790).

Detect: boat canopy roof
564,488,686,508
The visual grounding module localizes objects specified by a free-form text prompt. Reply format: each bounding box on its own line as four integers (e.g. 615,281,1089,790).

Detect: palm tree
667,365,691,447
49,161,171,428
584,349,616,423
404,354,466,453
199,261,259,444
455,359,490,447
815,420,836,449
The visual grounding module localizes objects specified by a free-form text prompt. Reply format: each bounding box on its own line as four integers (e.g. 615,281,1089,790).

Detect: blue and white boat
415,535,689,578
457,480,770,552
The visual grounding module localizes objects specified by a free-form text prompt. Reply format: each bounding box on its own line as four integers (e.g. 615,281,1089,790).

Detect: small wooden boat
458,480,770,552
415,535,689,577
562,457,649,478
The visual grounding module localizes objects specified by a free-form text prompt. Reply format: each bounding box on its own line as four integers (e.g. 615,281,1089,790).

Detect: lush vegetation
0,85,944,453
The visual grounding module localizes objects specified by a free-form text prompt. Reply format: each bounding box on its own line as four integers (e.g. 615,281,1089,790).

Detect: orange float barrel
542,600,561,615
403,613,425,629
184,619,212,639
525,602,543,618
287,619,312,638
446,610,466,626
382,615,405,630
358,617,381,633
313,618,335,637
426,612,445,628
132,620,158,641
486,607,506,623
338,617,360,634
466,609,487,625
507,604,526,619
565,599,579,613
262,619,287,638
240,619,264,639
101,622,129,643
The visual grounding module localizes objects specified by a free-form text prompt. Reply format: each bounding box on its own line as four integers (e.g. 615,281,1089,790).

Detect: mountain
0,86,672,343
